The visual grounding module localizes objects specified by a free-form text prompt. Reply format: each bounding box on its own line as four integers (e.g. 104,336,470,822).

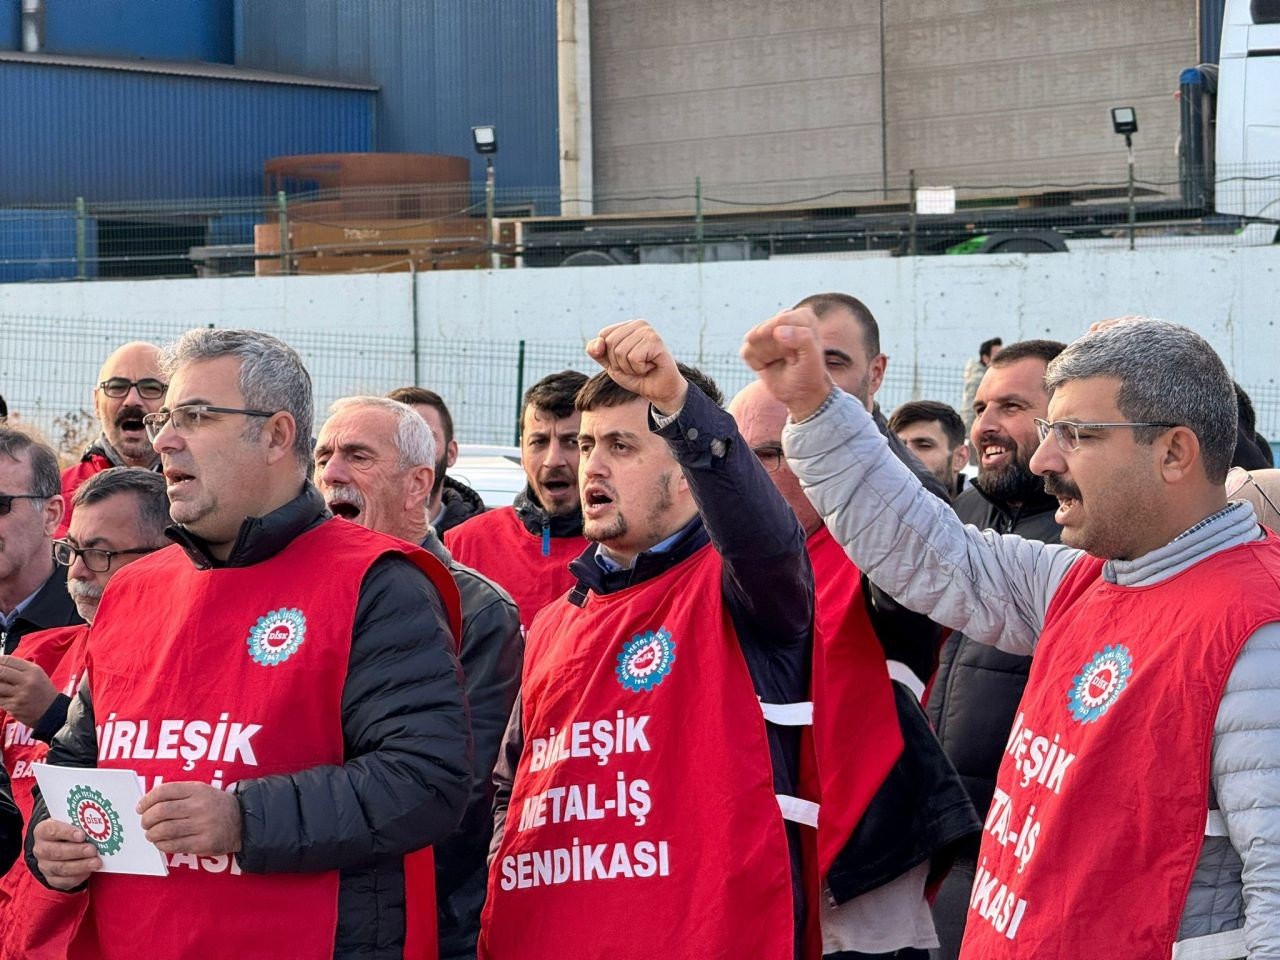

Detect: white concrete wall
3,247,1279,442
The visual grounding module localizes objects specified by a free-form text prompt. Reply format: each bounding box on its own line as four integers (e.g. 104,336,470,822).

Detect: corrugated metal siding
0,1,17,51
43,0,234,62
234,0,560,198
0,60,373,203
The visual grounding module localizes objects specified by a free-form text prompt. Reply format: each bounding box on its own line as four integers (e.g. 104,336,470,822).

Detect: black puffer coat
26,484,472,959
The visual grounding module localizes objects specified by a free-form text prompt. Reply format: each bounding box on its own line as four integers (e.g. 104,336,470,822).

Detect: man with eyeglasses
745,313,1280,960
729,380,978,960
57,342,166,538
0,429,81,657
0,466,167,958
27,328,471,960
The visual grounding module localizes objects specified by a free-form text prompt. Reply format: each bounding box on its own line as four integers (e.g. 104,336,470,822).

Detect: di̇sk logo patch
247,608,307,667
1067,644,1134,724
67,784,123,856
616,628,676,693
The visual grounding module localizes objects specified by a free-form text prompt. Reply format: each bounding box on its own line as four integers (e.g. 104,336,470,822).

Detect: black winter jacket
435,476,486,536
1,561,82,655
420,530,522,960
26,484,472,960
925,481,1061,846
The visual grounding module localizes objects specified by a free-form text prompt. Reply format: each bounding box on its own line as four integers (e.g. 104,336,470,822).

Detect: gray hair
327,396,436,470
0,427,60,498
72,467,171,543
1044,318,1237,482
160,329,313,464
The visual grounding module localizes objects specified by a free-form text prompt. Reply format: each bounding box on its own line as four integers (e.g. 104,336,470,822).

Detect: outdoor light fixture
472,125,498,155
1111,107,1138,138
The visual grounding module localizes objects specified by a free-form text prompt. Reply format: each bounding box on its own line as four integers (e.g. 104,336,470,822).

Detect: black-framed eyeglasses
98,377,167,400
1034,418,1179,453
752,445,785,473
53,538,158,573
143,405,277,442
0,493,46,517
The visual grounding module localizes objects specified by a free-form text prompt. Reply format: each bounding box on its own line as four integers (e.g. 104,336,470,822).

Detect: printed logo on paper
67,784,123,856
1067,644,1133,724
616,628,676,693
247,608,307,667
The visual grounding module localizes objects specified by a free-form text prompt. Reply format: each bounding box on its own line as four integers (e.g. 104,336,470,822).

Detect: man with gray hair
0,467,167,958
0,429,81,656
744,312,1280,960
315,395,522,960
29,329,472,960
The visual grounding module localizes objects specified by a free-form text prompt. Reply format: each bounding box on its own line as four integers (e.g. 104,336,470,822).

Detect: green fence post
694,177,704,264
276,190,291,275
908,169,918,258
514,339,527,447
74,197,87,280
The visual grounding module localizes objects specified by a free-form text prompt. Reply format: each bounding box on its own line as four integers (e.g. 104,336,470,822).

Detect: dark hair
387,386,454,447
888,400,966,450
793,292,880,357
0,393,7,421
576,363,723,413
0,427,59,498
979,337,1003,361
72,467,171,542
520,370,590,436
989,339,1067,369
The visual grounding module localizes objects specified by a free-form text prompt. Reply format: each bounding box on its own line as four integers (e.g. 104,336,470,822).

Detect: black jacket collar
962,477,1059,525
567,515,707,598
166,482,329,570
513,485,583,538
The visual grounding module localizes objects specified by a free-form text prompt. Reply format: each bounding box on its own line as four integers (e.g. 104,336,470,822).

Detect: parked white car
450,444,527,508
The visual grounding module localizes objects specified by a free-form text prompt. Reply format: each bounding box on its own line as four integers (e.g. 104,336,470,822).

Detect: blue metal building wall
1,0,234,61
234,0,560,201
0,61,374,203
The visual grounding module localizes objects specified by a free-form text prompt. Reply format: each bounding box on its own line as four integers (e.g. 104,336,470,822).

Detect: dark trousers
825,950,930,960
928,854,976,960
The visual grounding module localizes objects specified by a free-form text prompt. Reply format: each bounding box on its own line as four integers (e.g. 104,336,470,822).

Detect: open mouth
583,486,614,516
541,479,573,497
119,417,146,434
329,501,362,520
164,469,195,489
981,443,1011,466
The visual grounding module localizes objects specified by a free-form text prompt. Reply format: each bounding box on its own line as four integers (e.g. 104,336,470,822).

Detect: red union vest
57,456,112,539
960,535,1280,960
444,507,587,632
84,519,461,960
807,526,905,876
0,625,94,960
478,543,798,960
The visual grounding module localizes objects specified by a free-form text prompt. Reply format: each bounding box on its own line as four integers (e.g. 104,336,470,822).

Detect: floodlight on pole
472,125,499,268
1112,107,1138,251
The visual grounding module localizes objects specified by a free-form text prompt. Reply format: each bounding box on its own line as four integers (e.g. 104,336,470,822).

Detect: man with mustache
387,387,487,535
0,430,80,657
745,312,1280,960
58,342,166,538
482,322,813,960
0,466,167,959
446,370,589,632
314,395,521,960
923,339,1065,959
27,328,470,960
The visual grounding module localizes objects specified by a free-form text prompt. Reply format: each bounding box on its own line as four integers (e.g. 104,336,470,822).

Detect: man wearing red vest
0,466,168,959
730,380,978,960
445,370,589,632
745,312,1280,960
28,328,472,960
315,395,523,960
57,341,166,538
481,321,814,960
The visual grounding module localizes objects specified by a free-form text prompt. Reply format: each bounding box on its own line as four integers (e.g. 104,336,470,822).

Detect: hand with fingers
586,320,688,416
740,307,835,421
33,819,103,890
0,655,58,728
137,781,242,856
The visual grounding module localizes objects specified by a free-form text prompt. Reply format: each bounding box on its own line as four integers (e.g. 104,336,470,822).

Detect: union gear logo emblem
616,628,676,693
1067,644,1134,724
247,608,307,666
67,785,123,856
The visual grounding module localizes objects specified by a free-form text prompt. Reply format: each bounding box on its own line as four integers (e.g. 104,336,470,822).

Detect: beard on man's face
975,444,1044,504
430,453,447,500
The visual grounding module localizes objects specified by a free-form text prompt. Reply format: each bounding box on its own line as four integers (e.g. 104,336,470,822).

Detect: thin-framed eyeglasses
143,405,277,442
53,539,158,573
0,493,46,516
1225,467,1280,527
1034,418,1180,453
98,377,167,400
752,445,785,473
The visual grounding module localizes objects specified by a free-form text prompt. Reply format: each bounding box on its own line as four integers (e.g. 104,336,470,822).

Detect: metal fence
6,314,1280,464
3,161,1277,283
